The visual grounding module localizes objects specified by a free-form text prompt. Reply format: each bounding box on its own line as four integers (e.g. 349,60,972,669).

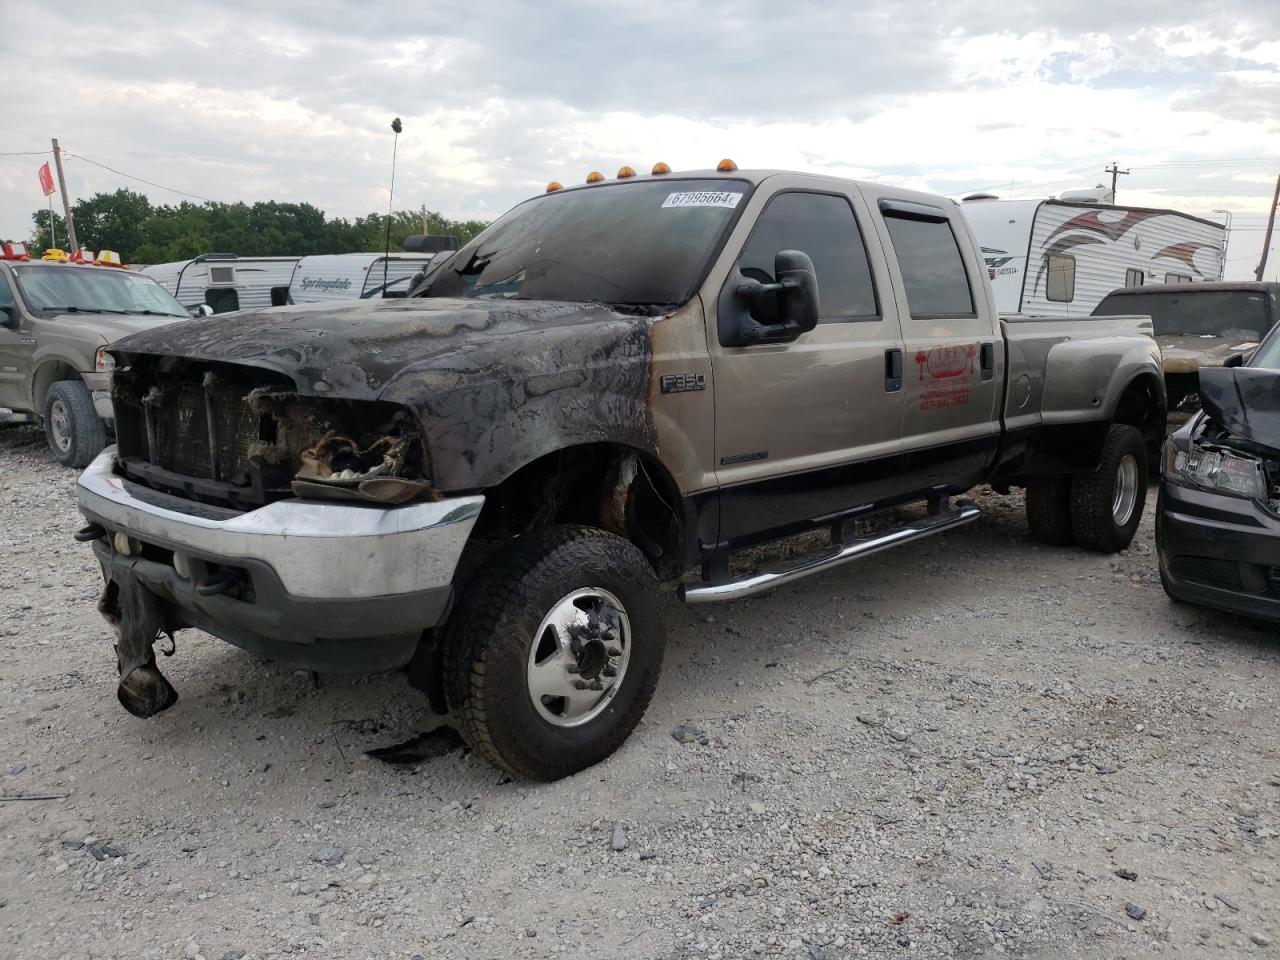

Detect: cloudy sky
2,0,1277,277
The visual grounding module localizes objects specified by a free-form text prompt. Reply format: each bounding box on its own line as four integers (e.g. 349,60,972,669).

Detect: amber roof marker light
585,171,605,183
616,166,637,179
546,181,564,193
651,162,671,175
717,158,738,172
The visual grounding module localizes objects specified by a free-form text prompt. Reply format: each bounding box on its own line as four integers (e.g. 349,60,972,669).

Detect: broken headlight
1163,438,1266,501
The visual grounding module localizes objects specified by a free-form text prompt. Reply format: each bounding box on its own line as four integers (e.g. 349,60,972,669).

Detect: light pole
1212,209,1232,280
384,117,402,295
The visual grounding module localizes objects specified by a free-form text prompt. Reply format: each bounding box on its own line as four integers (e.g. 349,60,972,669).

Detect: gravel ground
2,422,1278,960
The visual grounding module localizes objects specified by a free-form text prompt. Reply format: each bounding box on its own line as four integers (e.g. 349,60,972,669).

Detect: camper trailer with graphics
961,191,1226,317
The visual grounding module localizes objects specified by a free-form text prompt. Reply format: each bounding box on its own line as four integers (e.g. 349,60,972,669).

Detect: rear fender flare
1039,335,1164,426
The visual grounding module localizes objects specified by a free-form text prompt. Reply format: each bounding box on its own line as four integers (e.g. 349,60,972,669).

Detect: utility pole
1104,161,1129,203
1256,173,1279,282
51,139,78,252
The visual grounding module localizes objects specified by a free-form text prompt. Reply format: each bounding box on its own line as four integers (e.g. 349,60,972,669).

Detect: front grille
112,356,422,509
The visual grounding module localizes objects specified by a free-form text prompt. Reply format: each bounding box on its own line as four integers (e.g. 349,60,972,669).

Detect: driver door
709,180,906,546
0,271,33,410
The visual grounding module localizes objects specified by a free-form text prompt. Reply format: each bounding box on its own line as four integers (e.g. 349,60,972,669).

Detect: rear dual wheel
1025,424,1147,553
444,525,665,781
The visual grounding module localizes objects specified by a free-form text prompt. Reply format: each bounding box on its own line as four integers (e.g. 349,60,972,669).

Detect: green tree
29,188,154,260
29,193,491,264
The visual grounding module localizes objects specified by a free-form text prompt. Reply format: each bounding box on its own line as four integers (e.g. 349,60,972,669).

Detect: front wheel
443,525,665,781
1070,424,1148,553
44,379,107,469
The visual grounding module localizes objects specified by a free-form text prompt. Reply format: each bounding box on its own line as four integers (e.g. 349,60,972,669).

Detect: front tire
1070,424,1148,553
44,379,107,469
443,525,665,781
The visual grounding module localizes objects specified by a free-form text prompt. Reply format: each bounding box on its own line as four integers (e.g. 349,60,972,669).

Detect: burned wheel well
1112,374,1166,458
467,444,687,581
33,359,81,411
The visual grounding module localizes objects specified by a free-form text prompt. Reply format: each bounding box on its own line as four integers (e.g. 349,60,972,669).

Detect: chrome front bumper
76,449,483,601
77,449,485,670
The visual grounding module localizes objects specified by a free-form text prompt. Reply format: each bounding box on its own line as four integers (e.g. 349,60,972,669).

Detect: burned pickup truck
77,164,1165,780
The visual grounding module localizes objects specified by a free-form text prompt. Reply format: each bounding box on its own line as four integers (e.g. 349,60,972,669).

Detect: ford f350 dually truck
75,164,1165,780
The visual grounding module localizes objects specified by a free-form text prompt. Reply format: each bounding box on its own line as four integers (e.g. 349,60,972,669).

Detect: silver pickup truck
75,165,1165,779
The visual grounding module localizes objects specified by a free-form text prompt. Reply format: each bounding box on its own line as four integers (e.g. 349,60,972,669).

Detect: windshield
1093,289,1271,341
417,178,750,307
1247,320,1280,369
13,265,188,318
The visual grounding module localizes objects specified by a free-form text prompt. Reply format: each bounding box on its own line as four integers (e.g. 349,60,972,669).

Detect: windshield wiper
600,301,678,317
39,306,127,315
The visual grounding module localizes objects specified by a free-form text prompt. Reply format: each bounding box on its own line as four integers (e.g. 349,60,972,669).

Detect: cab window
0,273,15,311
738,191,879,321
883,213,975,317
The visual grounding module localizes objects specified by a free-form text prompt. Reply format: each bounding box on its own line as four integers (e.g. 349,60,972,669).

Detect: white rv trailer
142,254,301,314
961,190,1226,317
286,253,439,304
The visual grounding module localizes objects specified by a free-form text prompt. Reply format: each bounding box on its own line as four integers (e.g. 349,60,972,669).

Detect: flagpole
48,194,57,249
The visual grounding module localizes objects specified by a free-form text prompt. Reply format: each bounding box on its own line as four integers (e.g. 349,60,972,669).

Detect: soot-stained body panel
108,297,657,492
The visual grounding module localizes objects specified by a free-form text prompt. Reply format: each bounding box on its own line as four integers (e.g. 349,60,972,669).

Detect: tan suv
0,252,190,466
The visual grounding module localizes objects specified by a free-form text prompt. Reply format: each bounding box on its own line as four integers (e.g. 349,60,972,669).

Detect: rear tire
443,525,665,781
43,379,106,469
1070,424,1147,553
1025,475,1075,546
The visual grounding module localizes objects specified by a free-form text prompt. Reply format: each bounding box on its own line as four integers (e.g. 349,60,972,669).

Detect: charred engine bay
112,355,427,510
108,297,657,495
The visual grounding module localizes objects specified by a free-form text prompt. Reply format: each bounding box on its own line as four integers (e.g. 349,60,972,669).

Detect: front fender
381,318,656,491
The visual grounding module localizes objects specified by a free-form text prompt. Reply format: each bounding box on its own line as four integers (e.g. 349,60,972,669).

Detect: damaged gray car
1158,325,1280,622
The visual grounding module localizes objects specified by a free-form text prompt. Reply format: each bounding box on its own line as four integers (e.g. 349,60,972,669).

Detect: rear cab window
880,203,976,318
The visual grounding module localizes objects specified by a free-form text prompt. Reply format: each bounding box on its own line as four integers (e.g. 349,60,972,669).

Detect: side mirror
0,304,16,328
190,304,214,319
1224,350,1254,368
721,249,821,347
772,250,820,336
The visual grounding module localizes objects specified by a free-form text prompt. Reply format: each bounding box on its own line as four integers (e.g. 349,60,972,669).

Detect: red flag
38,162,55,197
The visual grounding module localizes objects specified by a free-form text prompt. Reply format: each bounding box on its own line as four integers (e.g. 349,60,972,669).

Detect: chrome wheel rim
526,587,631,728
1112,454,1139,527
48,397,73,453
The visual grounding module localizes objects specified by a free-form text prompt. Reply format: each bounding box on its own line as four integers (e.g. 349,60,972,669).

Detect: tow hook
74,522,106,542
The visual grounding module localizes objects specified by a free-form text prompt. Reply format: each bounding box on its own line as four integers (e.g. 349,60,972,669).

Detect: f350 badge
660,372,707,394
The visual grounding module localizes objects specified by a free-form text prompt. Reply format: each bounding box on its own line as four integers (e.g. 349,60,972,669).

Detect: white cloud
1,0,1277,278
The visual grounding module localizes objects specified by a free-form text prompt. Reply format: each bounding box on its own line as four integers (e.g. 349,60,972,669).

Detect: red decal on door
916,344,976,410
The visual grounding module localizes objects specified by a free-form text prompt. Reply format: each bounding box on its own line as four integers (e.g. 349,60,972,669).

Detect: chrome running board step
681,502,980,604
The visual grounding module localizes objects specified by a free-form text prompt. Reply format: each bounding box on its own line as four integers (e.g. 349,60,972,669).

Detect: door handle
885,348,903,392
980,342,994,381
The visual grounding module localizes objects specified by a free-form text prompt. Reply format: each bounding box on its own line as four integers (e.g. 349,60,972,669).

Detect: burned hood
1198,367,1280,448
1158,335,1257,375
108,296,644,401
110,295,662,491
